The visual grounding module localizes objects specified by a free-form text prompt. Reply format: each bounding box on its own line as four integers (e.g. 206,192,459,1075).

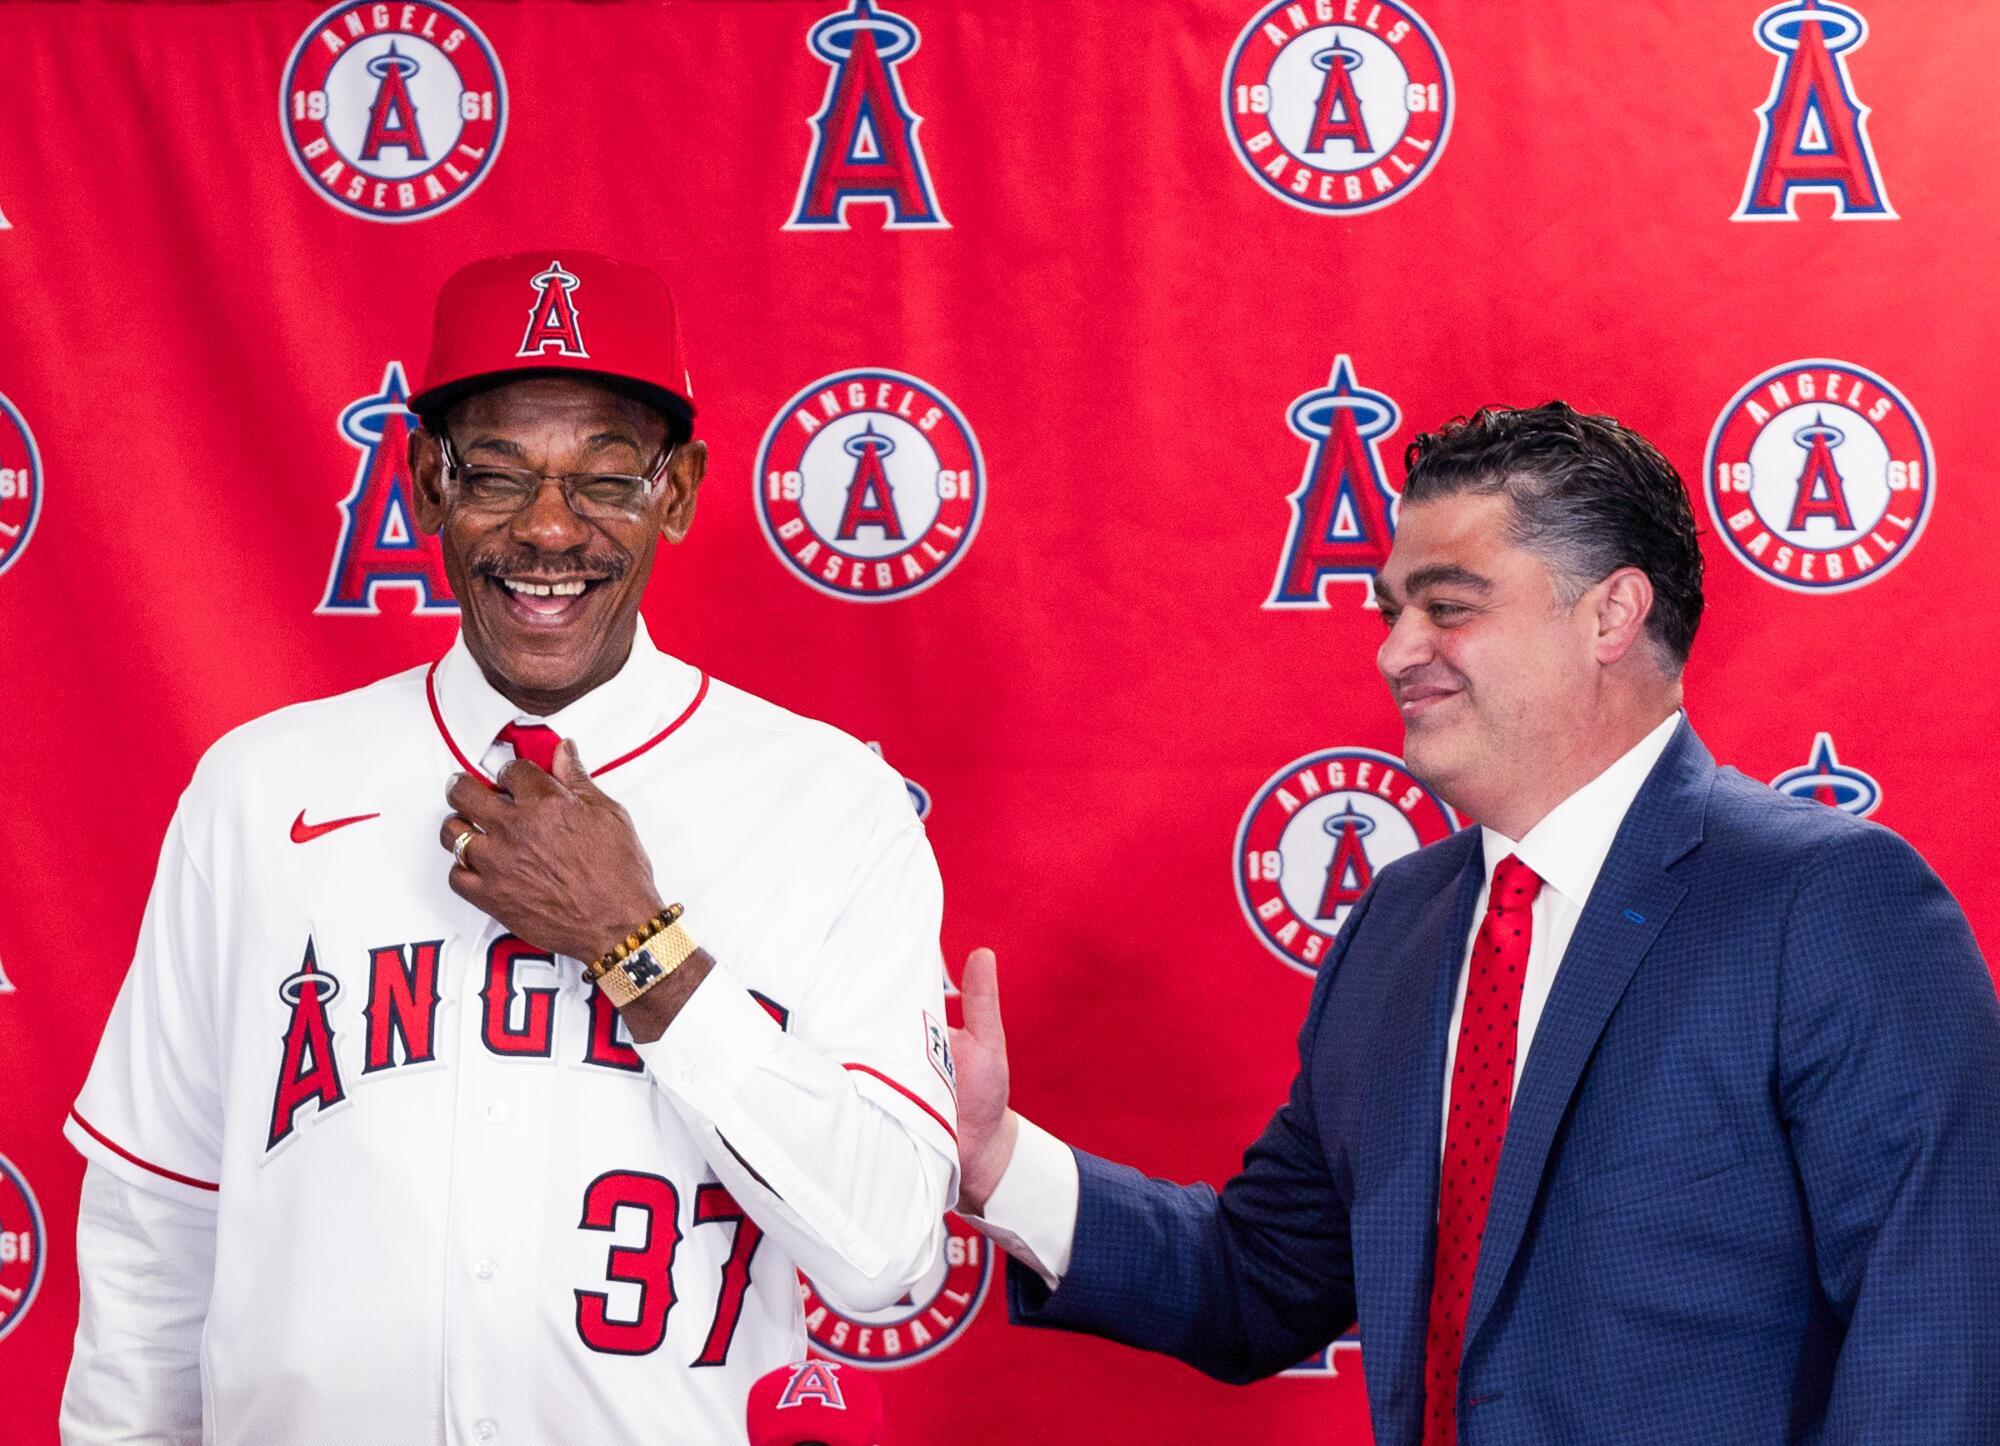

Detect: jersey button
484,1100,509,1123
473,1258,498,1282
473,1419,498,1442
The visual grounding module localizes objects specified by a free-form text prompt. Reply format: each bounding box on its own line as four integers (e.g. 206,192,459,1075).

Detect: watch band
593,919,701,1008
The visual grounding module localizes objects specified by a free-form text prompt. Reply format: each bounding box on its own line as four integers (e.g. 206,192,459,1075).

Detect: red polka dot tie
1422,853,1543,1446
497,721,561,773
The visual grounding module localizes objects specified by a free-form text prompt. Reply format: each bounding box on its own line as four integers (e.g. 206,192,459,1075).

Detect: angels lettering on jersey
1266,355,1401,609
319,362,457,614
1735,0,1892,220
788,0,946,230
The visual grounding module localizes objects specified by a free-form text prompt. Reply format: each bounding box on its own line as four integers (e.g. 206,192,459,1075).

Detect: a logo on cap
756,369,983,601
777,1359,851,1410
0,392,43,580
518,261,588,359
281,2,506,222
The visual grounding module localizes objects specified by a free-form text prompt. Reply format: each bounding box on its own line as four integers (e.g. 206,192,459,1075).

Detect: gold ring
453,826,478,869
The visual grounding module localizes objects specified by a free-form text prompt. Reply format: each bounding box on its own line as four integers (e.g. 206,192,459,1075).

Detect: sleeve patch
924,1011,956,1099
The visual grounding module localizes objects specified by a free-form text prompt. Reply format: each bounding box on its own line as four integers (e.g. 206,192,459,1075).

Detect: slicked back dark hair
1401,401,1704,667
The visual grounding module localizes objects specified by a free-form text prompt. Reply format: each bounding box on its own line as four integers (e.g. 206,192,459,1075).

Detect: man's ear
409,425,447,536
1591,566,1655,666
660,439,708,544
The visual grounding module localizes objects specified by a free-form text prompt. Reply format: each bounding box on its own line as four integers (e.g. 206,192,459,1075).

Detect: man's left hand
441,740,665,963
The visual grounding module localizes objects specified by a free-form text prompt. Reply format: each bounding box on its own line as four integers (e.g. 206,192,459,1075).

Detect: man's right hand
951,947,1020,1214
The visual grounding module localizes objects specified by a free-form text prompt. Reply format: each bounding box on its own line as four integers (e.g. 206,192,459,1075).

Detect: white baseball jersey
64,621,958,1445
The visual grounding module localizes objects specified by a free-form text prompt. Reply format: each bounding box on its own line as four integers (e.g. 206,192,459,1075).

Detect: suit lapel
1350,830,1485,1429
1460,722,1714,1350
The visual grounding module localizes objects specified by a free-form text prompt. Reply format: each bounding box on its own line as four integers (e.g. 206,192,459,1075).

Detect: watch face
624,949,664,989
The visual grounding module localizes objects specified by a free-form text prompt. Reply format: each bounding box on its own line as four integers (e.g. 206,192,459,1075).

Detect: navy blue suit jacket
1012,722,2000,1443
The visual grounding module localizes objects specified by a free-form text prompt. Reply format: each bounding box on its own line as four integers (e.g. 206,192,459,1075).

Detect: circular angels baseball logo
1224,0,1452,215
1705,360,1932,593
0,393,42,578
757,369,984,601
1236,747,1458,976
800,1212,991,1367
0,1152,47,1342
281,1,506,222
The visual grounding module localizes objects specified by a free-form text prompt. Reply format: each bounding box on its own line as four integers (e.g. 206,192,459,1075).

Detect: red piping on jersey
426,663,710,785
842,1063,957,1143
69,1109,220,1193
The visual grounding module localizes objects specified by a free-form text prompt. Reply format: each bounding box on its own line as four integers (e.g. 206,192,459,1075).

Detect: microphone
746,1358,883,1446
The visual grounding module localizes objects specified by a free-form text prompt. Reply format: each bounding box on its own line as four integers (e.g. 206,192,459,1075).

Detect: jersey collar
427,617,709,782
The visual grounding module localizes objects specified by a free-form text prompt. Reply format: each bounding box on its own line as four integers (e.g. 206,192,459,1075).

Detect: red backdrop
1,2,1992,1441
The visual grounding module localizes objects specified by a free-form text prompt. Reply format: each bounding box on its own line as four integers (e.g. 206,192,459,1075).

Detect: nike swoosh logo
290,809,381,844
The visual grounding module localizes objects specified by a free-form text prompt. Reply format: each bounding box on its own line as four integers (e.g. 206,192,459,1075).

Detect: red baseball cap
410,250,696,430
745,1359,882,1446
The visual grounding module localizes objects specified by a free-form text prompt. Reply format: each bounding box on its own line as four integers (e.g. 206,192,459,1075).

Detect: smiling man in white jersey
61,252,959,1445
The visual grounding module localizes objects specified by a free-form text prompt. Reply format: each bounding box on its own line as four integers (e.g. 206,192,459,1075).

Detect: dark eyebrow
457,432,646,462
1404,564,1493,595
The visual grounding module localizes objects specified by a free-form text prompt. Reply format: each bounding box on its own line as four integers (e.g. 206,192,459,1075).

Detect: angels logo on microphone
320,363,456,614
0,1153,46,1342
1734,1,1892,221
1771,732,1881,817
788,0,946,230
0,392,44,579
1705,359,1931,593
1224,0,1452,215
282,1,505,222
1237,747,1459,976
757,369,983,601
1267,355,1401,608
800,1212,991,1366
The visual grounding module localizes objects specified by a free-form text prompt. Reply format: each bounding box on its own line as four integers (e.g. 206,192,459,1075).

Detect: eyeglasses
436,426,676,521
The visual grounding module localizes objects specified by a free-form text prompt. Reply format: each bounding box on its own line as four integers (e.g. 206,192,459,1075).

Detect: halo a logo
789,0,946,230
0,1152,46,1342
757,369,983,601
1237,747,1458,976
1224,0,1452,215
282,2,505,222
1771,732,1881,816
800,1212,990,1367
1706,359,1931,593
0,392,43,579
1734,1,1892,220
319,362,456,614
1266,355,1402,608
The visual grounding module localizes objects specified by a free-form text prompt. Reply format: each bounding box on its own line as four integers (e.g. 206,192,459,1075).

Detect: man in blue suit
952,403,2000,1444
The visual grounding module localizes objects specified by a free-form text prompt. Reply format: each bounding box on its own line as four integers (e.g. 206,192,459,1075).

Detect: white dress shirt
971,712,1683,1288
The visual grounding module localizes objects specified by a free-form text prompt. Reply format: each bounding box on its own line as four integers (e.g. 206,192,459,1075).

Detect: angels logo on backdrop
0,953,13,994
800,1212,991,1367
0,197,12,230
1705,359,1931,593
788,0,947,230
757,369,983,601
1224,0,1452,215
1237,747,1458,976
282,1,505,222
319,363,457,615
1734,0,1892,220
0,392,43,579
0,1153,47,1343
866,742,932,820
1266,355,1401,608
1771,732,1882,816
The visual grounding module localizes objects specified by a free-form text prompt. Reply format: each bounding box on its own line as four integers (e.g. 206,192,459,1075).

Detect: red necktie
1423,854,1543,1446
497,721,561,773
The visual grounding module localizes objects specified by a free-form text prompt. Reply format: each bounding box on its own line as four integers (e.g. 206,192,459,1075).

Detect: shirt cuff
631,970,782,1101
958,1115,1079,1290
